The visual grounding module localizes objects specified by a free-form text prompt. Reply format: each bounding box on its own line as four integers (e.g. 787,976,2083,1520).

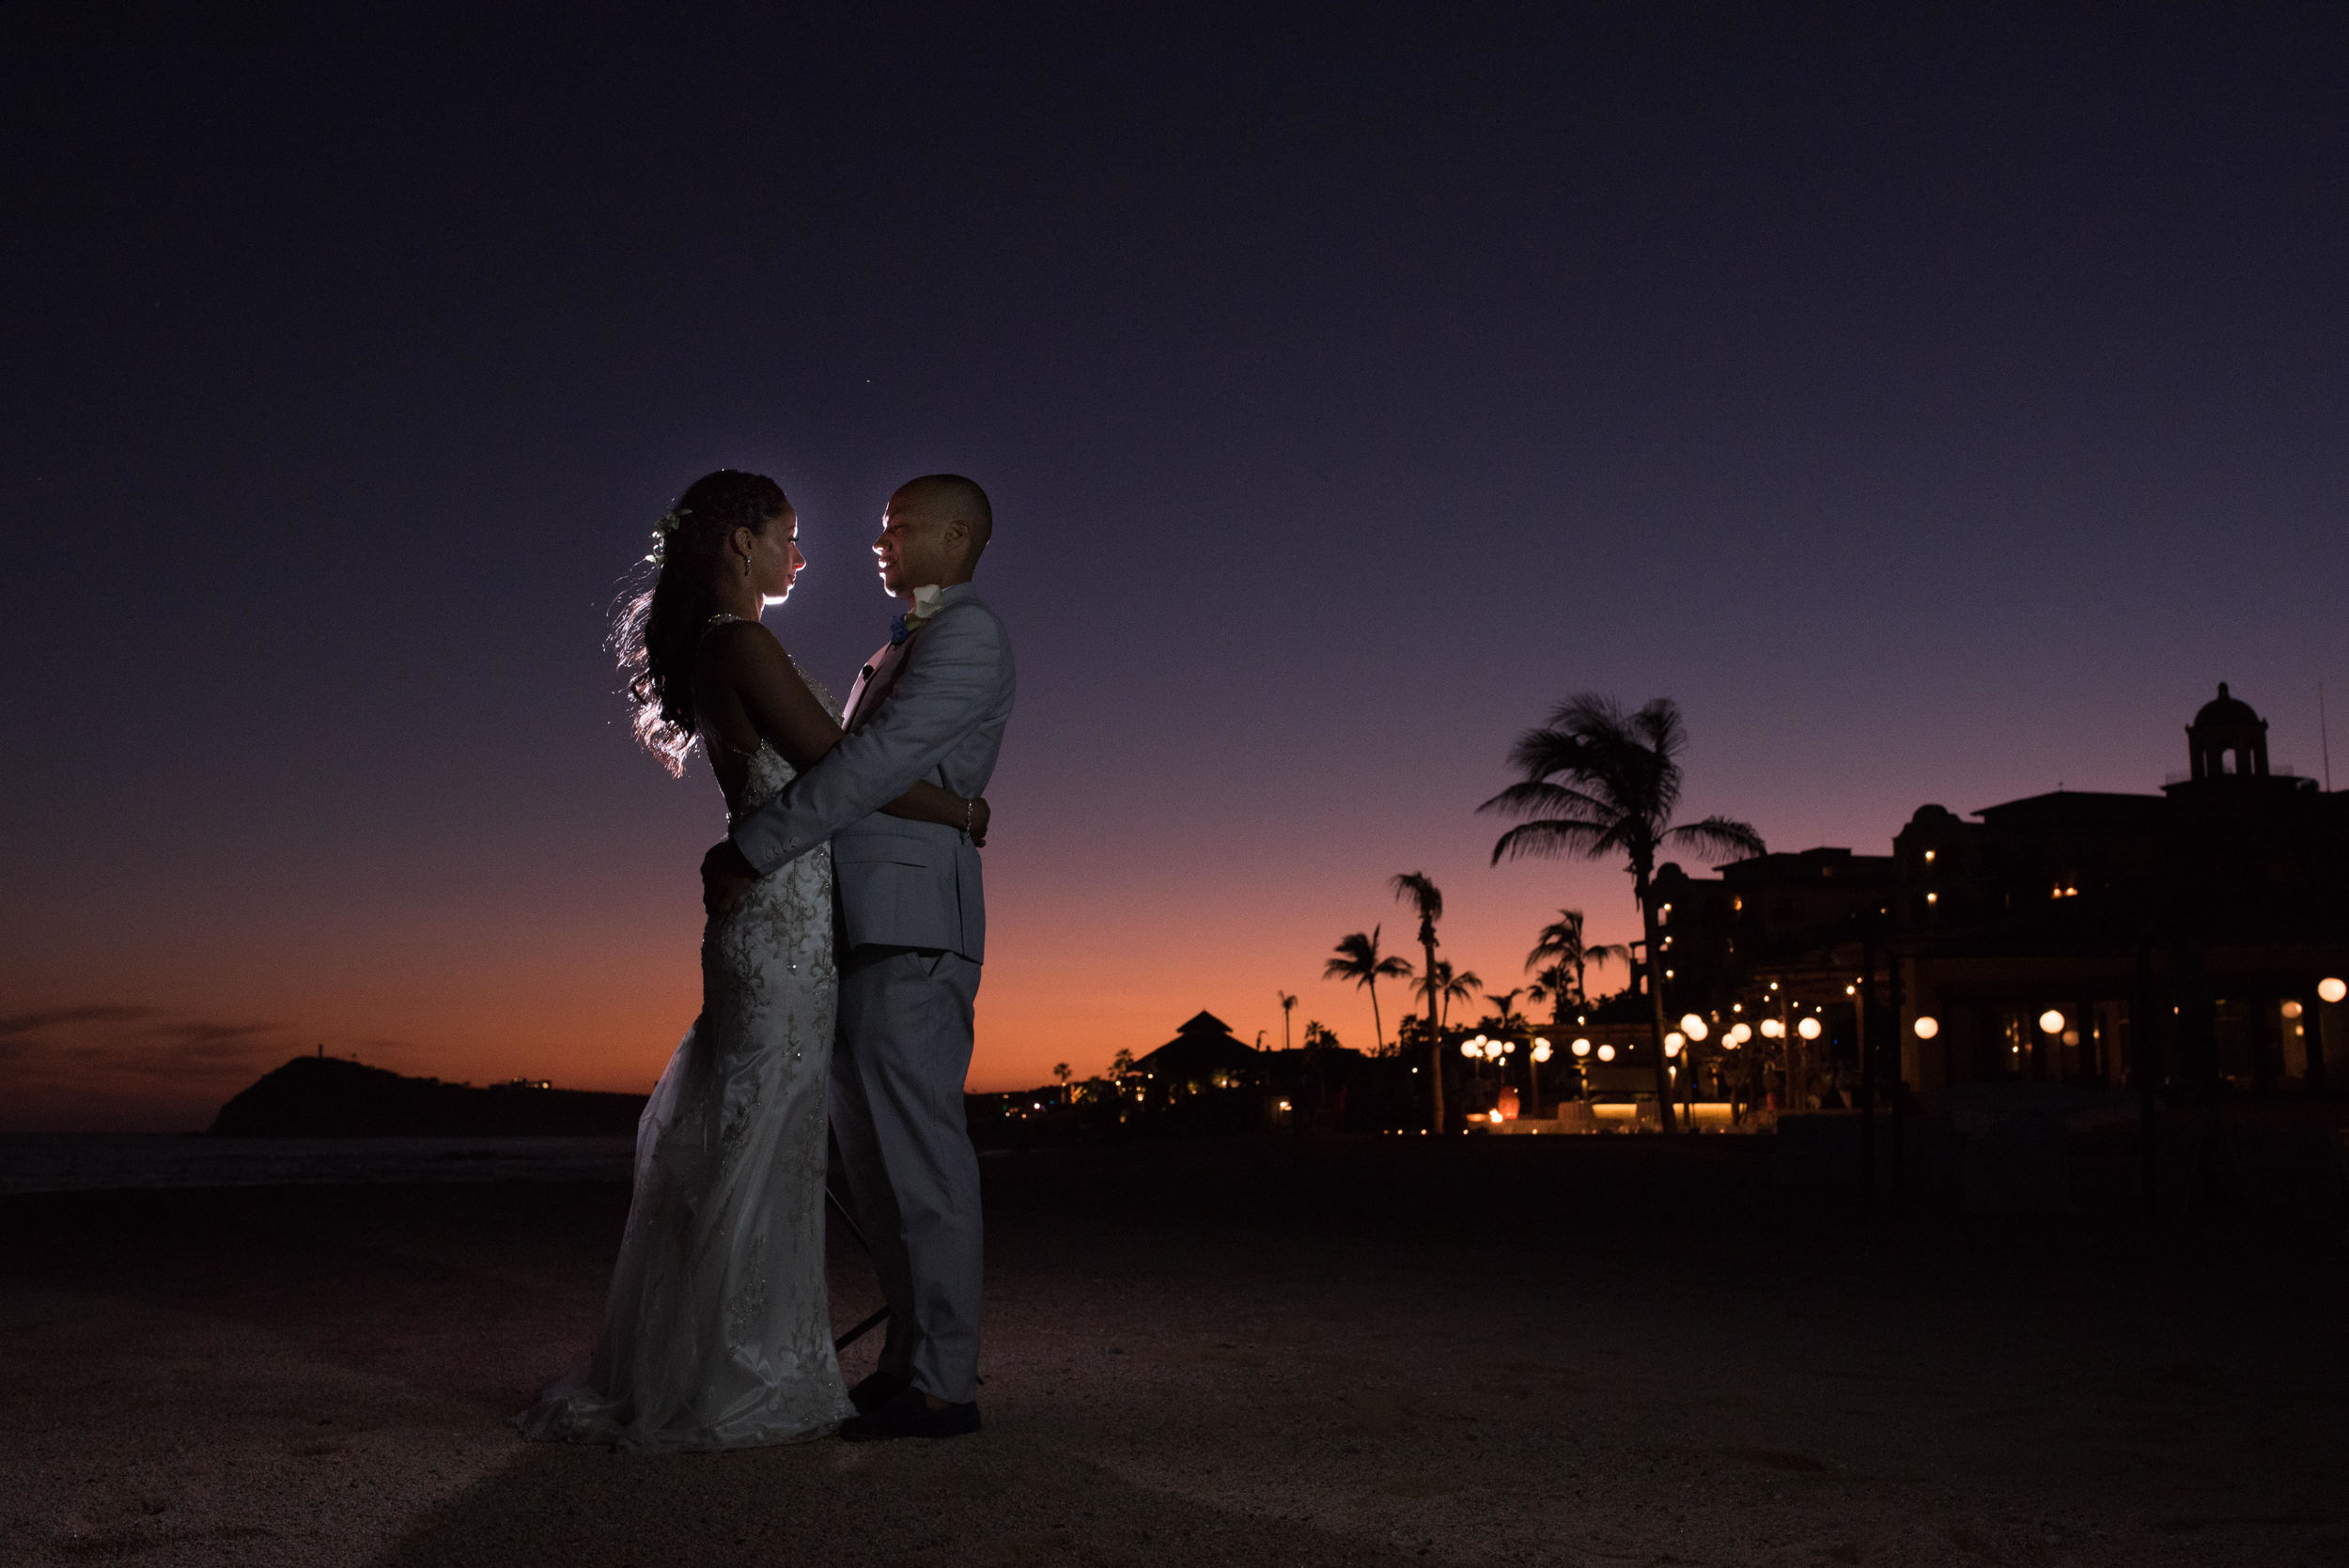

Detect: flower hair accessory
644,505,690,567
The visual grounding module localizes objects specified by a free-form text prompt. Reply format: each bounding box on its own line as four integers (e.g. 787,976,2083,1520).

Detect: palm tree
1525,908,1632,1009
1430,960,1483,1032
1389,873,1448,1129
1525,962,1575,1027
1481,986,1534,1116
1277,990,1297,1051
1524,961,1579,1108
1325,926,1412,1057
1480,694,1763,1132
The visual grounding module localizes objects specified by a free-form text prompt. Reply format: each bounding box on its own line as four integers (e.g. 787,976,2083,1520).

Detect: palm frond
1628,697,1686,760
1488,817,1611,865
1667,815,1766,864
1388,870,1442,927
1475,779,1615,824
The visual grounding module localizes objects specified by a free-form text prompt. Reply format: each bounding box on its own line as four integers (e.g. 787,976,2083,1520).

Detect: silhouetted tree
1390,873,1448,1128
1326,926,1411,1056
1480,695,1763,1132
1431,960,1483,1031
1524,908,1631,1009
1277,990,1297,1052
1525,962,1575,1028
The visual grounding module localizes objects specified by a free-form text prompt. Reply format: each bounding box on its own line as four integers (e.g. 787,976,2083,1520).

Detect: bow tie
889,614,910,646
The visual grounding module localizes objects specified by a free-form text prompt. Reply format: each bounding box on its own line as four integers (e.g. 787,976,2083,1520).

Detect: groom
702,474,1015,1440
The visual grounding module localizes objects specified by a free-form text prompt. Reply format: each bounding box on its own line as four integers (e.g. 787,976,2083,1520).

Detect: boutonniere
893,584,946,644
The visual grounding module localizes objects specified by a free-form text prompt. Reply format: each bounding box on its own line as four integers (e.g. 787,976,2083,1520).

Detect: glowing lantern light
1570,1038,1592,1058
1679,1014,1709,1041
1595,1044,1617,1062
1797,1017,1822,1041
1663,1032,1685,1057
2320,977,2348,1004
1913,1015,1940,1039
1487,1110,1502,1124
1760,1018,1784,1039
1460,1040,1480,1058
1532,1038,1553,1063
1727,1022,1752,1045
2038,1009,2065,1036
2281,1000,2305,1020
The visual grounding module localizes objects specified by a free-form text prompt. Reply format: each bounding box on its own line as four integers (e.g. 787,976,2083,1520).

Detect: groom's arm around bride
702,473,1013,1435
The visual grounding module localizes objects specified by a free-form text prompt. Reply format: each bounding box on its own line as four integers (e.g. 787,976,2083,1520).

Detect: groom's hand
701,838,758,921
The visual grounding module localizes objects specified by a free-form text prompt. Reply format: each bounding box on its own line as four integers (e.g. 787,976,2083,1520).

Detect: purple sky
4,6,2346,1126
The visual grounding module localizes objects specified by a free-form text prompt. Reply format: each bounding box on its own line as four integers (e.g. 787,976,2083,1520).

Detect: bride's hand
701,838,758,921
968,798,990,847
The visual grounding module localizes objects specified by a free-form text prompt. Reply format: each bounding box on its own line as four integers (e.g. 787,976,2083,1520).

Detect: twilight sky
5,5,2346,1129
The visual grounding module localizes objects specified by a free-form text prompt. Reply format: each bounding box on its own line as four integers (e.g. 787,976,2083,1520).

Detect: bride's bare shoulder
696,616,791,675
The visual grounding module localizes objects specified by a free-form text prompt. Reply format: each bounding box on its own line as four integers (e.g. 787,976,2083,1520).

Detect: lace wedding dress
518,665,853,1449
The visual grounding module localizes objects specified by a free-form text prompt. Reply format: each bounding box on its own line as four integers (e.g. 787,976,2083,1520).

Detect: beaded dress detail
517,654,852,1449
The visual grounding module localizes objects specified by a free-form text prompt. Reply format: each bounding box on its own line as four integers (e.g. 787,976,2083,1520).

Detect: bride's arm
705,624,989,840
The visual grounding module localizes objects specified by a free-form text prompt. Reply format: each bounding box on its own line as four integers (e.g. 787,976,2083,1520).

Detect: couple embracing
517,470,1014,1448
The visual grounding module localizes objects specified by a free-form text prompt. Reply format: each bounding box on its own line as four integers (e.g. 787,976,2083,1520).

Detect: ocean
0,1133,639,1194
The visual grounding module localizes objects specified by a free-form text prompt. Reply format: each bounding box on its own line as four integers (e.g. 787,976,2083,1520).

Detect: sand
4,1137,2346,1567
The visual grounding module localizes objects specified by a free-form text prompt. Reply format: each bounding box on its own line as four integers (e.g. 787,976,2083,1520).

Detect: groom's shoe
839,1385,981,1442
847,1369,912,1417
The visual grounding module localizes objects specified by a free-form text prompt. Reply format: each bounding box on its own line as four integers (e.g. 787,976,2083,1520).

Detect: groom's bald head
874,474,992,594
893,474,992,552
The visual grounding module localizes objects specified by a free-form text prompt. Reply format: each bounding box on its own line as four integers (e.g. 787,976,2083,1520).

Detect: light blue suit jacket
731,583,1014,963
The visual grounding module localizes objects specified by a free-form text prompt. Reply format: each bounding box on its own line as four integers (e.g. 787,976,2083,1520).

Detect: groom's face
872,501,951,598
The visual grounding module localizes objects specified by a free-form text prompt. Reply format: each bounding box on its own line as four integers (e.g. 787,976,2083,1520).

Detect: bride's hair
611,469,790,776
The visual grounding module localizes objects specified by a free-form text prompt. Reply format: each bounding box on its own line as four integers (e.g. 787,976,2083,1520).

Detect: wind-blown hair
611,470,789,775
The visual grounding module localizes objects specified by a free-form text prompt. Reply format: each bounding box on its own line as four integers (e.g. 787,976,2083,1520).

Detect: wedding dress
518,663,852,1449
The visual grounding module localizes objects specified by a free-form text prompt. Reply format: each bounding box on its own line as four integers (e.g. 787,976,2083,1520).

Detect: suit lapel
843,637,910,731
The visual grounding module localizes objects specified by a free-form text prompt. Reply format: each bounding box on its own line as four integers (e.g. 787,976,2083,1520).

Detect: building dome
2185,682,2268,782
2192,682,2261,730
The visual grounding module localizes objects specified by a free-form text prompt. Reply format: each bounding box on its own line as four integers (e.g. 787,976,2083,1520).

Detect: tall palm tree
1277,990,1297,1052
1389,873,1447,1129
1525,908,1633,1008
1325,926,1412,1057
1480,694,1763,1133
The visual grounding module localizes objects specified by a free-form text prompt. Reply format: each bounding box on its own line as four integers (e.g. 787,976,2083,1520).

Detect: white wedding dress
518,670,853,1449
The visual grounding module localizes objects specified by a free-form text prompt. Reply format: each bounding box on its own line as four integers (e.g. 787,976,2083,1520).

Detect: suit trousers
831,944,984,1404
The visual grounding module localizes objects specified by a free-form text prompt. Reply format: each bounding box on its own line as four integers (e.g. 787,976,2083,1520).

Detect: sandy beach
5,1137,2346,1567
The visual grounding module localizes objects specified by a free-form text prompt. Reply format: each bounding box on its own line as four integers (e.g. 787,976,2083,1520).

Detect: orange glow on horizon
3,839,1644,1131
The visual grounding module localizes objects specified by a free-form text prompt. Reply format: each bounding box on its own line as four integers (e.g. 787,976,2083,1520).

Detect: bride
517,469,988,1450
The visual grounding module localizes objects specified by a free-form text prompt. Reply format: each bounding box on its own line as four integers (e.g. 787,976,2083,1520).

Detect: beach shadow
367,1422,1432,1568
